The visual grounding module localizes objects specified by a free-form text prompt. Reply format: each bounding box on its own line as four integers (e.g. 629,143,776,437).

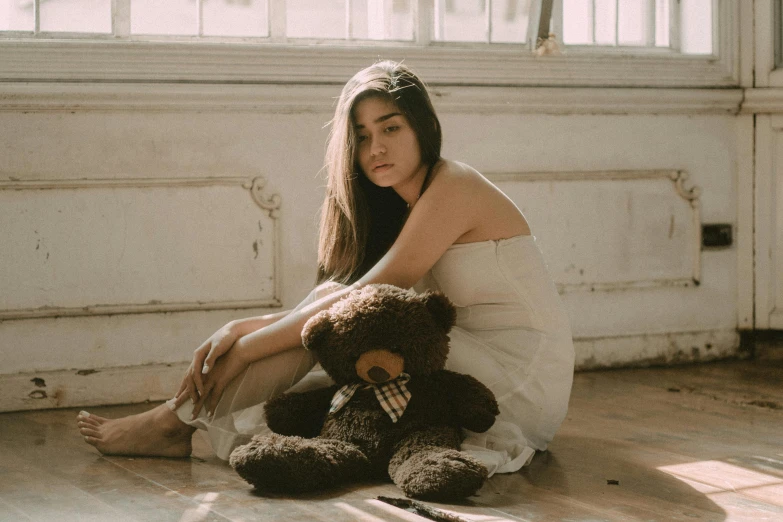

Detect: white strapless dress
172,235,575,475
413,235,575,473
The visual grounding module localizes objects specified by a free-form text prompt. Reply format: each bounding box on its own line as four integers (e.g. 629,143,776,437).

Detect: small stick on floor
376,496,471,522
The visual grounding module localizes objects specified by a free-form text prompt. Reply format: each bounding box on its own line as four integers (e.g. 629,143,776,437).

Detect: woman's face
353,96,426,192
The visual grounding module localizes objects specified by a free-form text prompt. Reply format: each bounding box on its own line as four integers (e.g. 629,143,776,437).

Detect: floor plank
1,359,781,522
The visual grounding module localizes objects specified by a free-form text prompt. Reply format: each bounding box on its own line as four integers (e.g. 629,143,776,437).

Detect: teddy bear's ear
301,310,333,351
423,291,456,333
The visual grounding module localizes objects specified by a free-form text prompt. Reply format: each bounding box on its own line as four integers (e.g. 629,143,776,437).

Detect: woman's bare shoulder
432,159,481,177
427,159,487,194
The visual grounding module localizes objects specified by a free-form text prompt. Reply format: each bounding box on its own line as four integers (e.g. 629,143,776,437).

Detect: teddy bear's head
301,284,456,385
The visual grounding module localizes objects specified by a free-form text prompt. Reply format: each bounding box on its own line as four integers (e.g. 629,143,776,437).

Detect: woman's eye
357,135,367,143
385,126,399,133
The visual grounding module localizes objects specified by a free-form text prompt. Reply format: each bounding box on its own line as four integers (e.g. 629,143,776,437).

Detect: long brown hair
316,61,442,284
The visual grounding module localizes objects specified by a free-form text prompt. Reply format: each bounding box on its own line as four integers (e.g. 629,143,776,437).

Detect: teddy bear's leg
388,425,488,500
229,434,370,494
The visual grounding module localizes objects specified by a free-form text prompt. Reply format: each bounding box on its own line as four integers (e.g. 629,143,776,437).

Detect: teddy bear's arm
264,386,338,438
434,370,499,433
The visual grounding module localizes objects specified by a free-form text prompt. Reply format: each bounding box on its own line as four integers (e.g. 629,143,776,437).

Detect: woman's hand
174,322,240,409
190,346,250,419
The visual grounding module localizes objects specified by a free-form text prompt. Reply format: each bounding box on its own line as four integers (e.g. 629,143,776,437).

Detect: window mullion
414,0,423,43
198,0,204,37
669,0,680,52
431,0,443,42
113,0,131,37
646,0,655,46
486,0,492,43
550,0,563,49
613,0,618,45
269,0,286,42
346,0,352,39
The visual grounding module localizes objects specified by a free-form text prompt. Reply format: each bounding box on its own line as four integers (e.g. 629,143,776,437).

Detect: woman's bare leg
77,404,195,457
76,282,346,459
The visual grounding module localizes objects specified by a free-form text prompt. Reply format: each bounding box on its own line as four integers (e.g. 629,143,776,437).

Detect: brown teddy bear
229,284,499,500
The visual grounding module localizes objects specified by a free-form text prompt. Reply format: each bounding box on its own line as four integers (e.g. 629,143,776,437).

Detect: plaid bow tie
329,373,412,423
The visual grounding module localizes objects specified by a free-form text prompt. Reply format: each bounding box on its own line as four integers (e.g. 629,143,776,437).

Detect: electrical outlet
702,224,732,248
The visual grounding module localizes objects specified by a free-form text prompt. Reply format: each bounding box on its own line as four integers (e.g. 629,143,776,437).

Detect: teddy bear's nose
367,366,390,383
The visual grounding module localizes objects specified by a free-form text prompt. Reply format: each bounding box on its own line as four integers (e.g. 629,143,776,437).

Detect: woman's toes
77,417,100,428
83,435,100,446
79,426,101,438
88,414,108,424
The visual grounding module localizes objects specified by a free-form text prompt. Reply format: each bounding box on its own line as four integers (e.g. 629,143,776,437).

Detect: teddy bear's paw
391,449,489,501
229,434,370,494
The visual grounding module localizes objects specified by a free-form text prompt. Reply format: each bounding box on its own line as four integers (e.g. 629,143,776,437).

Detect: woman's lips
373,164,392,173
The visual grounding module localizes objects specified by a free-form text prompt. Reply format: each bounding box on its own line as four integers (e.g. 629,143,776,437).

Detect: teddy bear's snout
355,349,404,383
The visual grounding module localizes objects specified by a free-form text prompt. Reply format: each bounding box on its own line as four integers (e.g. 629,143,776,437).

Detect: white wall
0,80,748,411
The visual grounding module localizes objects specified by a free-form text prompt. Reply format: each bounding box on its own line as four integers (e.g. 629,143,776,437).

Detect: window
1,0,714,55
560,0,714,54
1,0,534,45
0,0,738,88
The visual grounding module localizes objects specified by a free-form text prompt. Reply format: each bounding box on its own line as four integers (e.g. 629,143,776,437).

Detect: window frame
757,0,783,87
0,0,739,88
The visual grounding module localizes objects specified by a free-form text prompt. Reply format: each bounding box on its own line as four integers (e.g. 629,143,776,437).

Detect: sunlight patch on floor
658,459,783,520
179,491,219,522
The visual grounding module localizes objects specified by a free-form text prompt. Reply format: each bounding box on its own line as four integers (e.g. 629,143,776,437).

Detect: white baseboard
574,328,741,370
0,362,187,413
0,329,741,413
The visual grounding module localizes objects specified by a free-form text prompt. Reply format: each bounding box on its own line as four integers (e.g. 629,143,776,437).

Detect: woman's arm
231,309,292,337
174,309,291,406
194,163,483,416
233,164,480,363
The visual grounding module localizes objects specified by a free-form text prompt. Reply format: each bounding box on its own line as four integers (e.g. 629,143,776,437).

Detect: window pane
40,0,112,33
680,0,712,54
594,0,615,45
203,0,268,37
131,0,198,35
490,0,529,44
562,0,591,44
617,0,647,46
1,0,34,31
351,0,413,40
434,0,487,43
287,0,345,39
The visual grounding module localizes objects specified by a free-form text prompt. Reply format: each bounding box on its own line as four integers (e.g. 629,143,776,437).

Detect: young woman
77,61,574,475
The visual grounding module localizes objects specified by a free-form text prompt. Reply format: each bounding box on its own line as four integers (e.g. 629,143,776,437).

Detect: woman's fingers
172,392,189,409
175,376,189,401
202,337,228,376
188,376,201,405
191,379,214,419
205,383,225,418
192,342,210,396
191,394,204,419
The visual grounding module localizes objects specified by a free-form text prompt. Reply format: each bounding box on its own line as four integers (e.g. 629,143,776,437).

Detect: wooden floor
1,359,782,522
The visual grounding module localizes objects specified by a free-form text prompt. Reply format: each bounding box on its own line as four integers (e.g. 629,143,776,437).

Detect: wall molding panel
0,176,282,321
486,170,702,292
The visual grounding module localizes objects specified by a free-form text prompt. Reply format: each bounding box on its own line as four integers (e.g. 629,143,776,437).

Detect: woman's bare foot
77,404,196,457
